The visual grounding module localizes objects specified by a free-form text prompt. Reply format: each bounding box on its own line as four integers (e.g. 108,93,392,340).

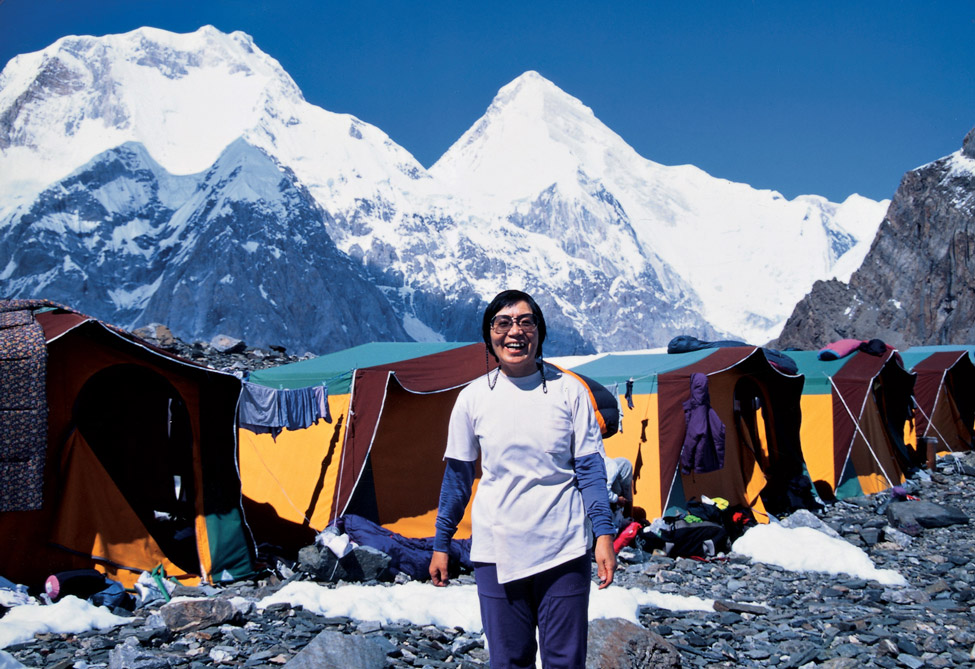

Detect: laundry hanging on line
238,381,332,437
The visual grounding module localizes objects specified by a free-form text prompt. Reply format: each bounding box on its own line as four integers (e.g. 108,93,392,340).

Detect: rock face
158,598,239,633
0,141,411,355
297,544,394,583
775,127,975,349
886,499,969,529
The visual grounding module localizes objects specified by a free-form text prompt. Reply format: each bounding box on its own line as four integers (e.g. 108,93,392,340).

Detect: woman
429,289,616,669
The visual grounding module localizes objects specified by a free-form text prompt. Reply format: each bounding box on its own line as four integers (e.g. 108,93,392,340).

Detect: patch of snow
732,524,906,586
0,596,133,649
108,275,163,310
402,313,445,343
257,579,713,634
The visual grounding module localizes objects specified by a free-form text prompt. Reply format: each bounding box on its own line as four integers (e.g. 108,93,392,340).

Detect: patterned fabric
0,300,51,511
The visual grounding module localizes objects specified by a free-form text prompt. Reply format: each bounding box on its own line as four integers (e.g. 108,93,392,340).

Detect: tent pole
912,396,954,453
826,373,897,490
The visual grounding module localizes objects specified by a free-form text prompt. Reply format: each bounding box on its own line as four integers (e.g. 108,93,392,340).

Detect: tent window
73,364,198,573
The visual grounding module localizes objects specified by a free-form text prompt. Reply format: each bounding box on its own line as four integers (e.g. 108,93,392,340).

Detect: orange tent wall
51,431,196,587
796,351,911,500
601,390,659,518
799,393,836,496
238,393,351,550
598,348,803,523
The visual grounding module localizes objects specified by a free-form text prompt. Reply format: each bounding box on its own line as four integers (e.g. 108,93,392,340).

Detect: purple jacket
680,373,726,475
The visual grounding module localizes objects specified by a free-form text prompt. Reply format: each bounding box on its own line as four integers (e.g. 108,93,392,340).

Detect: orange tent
0,300,253,588
564,347,810,523
901,347,975,457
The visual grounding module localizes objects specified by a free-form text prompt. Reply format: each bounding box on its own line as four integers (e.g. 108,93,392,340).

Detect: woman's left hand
594,534,616,589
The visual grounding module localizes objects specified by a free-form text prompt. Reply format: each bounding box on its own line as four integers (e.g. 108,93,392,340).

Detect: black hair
481,289,547,361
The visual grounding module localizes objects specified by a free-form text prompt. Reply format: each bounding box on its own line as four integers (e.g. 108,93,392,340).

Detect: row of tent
1,300,973,589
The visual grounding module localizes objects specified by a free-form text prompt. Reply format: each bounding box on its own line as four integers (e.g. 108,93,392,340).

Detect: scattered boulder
131,323,177,348
886,499,969,529
127,323,311,374
713,600,768,615
158,597,239,633
209,334,247,354
586,618,680,668
945,452,975,476
779,508,842,538
297,544,393,582
108,639,173,669
284,629,387,669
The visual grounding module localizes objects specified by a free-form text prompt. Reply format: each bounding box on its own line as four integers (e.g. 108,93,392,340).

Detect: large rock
297,544,393,582
586,617,681,668
886,500,969,529
158,597,239,633
779,509,841,538
283,629,387,669
209,334,247,354
131,323,176,347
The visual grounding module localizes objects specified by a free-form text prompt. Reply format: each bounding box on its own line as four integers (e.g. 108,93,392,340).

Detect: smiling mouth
504,342,527,350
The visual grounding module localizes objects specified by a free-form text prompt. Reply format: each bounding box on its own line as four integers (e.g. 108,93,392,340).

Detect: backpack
658,520,729,559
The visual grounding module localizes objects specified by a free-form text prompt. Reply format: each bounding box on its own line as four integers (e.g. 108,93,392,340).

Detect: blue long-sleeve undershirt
575,452,616,539
432,453,616,554
433,458,476,553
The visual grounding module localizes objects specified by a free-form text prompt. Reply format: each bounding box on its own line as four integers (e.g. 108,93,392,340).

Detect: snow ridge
0,27,890,353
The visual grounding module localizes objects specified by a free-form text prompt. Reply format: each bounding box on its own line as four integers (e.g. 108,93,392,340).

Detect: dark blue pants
474,554,590,669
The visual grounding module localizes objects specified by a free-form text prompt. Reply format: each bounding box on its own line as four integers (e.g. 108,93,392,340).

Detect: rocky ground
129,324,315,375
4,328,974,668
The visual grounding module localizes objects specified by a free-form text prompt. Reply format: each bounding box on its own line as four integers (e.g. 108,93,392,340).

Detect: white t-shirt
444,363,604,583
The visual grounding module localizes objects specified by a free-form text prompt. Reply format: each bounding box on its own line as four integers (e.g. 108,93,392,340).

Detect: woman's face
489,300,539,377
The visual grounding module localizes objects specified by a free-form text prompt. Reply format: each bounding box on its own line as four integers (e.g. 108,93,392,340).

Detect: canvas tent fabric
239,343,622,554
0,301,254,589
790,349,916,501
900,347,975,456
239,343,490,553
564,347,810,523
246,342,470,392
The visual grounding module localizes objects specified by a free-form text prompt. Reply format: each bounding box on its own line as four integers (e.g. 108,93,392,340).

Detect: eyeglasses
490,314,538,335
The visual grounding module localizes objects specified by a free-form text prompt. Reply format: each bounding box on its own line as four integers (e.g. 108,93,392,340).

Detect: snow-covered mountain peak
490,70,592,121
429,70,890,345
431,71,644,209
0,25,307,209
0,25,434,219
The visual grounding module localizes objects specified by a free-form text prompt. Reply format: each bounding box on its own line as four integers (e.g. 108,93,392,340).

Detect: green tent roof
247,342,475,392
566,348,717,394
901,346,975,371
785,351,853,394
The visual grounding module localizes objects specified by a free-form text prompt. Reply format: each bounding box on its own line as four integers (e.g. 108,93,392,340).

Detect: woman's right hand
429,550,450,586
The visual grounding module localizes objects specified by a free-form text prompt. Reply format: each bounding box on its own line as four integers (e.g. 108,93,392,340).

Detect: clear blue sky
1,0,972,202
